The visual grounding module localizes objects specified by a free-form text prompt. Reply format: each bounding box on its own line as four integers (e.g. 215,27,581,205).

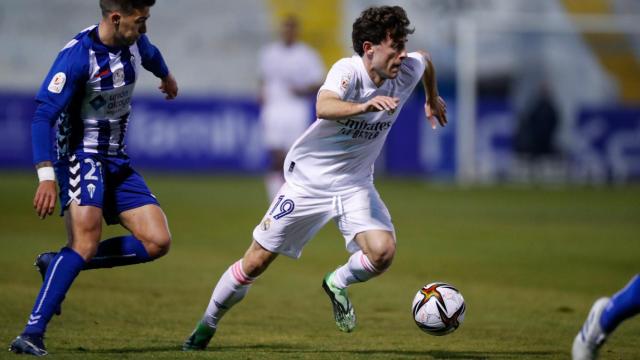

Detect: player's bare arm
34,161,56,219
159,72,178,100
316,90,400,120
418,50,447,129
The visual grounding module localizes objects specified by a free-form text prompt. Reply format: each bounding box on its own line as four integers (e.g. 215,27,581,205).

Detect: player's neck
282,39,297,47
362,57,385,87
97,21,118,47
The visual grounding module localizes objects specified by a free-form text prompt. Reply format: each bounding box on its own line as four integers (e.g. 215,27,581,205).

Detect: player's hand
425,96,447,129
159,73,178,100
362,96,400,113
34,180,57,219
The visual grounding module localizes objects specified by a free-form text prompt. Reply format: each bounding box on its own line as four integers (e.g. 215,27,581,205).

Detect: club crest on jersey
113,68,125,87
87,183,96,199
48,72,67,93
260,217,271,231
340,74,351,91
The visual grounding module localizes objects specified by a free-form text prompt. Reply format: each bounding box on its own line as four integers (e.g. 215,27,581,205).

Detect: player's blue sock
84,235,152,270
600,274,640,333
22,247,85,336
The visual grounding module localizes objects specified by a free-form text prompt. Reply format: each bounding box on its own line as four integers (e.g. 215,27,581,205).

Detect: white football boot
572,297,610,360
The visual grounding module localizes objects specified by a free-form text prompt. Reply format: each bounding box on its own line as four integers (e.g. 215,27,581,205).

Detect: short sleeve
301,47,325,85
319,59,356,100
404,52,427,81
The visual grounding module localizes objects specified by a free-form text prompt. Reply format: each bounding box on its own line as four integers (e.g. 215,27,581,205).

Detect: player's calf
34,252,63,316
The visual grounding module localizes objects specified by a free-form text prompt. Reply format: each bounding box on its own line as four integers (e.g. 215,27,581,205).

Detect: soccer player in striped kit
183,5,447,350
9,0,177,356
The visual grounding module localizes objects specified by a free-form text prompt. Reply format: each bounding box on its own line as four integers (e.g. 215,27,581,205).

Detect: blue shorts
55,154,159,225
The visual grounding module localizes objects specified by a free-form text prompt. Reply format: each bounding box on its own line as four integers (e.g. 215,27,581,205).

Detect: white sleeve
319,59,355,100
405,52,427,82
305,48,325,85
258,46,270,78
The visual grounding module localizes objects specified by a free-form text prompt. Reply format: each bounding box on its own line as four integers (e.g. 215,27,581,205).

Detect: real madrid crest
260,217,272,231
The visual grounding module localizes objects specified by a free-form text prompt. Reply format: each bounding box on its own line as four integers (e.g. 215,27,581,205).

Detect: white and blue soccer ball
412,282,466,336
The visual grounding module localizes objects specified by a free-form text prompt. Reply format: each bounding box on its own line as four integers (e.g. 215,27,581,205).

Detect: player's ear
363,42,374,56
111,13,121,26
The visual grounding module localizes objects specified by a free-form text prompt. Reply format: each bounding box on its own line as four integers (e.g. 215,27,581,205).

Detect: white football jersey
284,52,426,195
259,41,324,108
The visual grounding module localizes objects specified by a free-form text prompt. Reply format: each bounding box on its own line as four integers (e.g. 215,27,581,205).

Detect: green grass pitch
1,171,638,359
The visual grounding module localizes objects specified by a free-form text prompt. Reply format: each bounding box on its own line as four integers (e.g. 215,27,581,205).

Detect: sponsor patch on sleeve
48,72,67,94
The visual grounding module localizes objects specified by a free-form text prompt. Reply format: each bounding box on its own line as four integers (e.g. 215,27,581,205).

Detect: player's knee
69,241,99,261
369,244,395,271
139,231,171,259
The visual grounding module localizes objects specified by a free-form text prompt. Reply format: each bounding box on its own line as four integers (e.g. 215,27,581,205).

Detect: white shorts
261,103,310,150
252,182,395,259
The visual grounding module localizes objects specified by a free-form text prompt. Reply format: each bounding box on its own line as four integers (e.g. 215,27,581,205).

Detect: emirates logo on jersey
336,119,392,141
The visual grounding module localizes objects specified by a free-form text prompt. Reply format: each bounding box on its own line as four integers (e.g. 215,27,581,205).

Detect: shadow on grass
73,343,561,359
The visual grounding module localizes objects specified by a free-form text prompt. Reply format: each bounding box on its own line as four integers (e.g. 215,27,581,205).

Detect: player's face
371,35,408,80
114,7,151,46
281,18,299,45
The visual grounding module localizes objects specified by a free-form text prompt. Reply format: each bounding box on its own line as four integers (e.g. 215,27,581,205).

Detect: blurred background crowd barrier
1,0,638,184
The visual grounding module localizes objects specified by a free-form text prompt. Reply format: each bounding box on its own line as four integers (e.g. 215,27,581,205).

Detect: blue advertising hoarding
1,91,639,182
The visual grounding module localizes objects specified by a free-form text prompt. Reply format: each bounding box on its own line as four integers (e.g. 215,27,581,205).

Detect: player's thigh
63,202,104,260
253,183,334,259
106,162,162,227
119,204,171,247
336,185,396,255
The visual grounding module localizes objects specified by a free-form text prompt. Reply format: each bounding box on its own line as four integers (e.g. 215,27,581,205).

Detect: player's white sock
202,260,256,329
331,250,381,289
265,172,284,201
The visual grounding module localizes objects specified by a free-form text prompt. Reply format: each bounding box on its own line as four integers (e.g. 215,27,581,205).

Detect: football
412,282,466,335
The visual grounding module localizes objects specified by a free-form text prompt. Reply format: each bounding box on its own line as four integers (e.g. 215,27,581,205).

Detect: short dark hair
100,0,156,16
352,6,414,56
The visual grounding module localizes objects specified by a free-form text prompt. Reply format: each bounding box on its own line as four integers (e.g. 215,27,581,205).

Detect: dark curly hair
100,0,156,16
352,6,414,56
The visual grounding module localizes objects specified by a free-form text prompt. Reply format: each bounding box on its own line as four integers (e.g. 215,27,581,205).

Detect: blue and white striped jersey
32,25,169,164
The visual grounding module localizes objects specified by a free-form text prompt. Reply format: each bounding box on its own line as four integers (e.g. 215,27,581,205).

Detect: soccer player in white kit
184,5,447,350
259,15,325,200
